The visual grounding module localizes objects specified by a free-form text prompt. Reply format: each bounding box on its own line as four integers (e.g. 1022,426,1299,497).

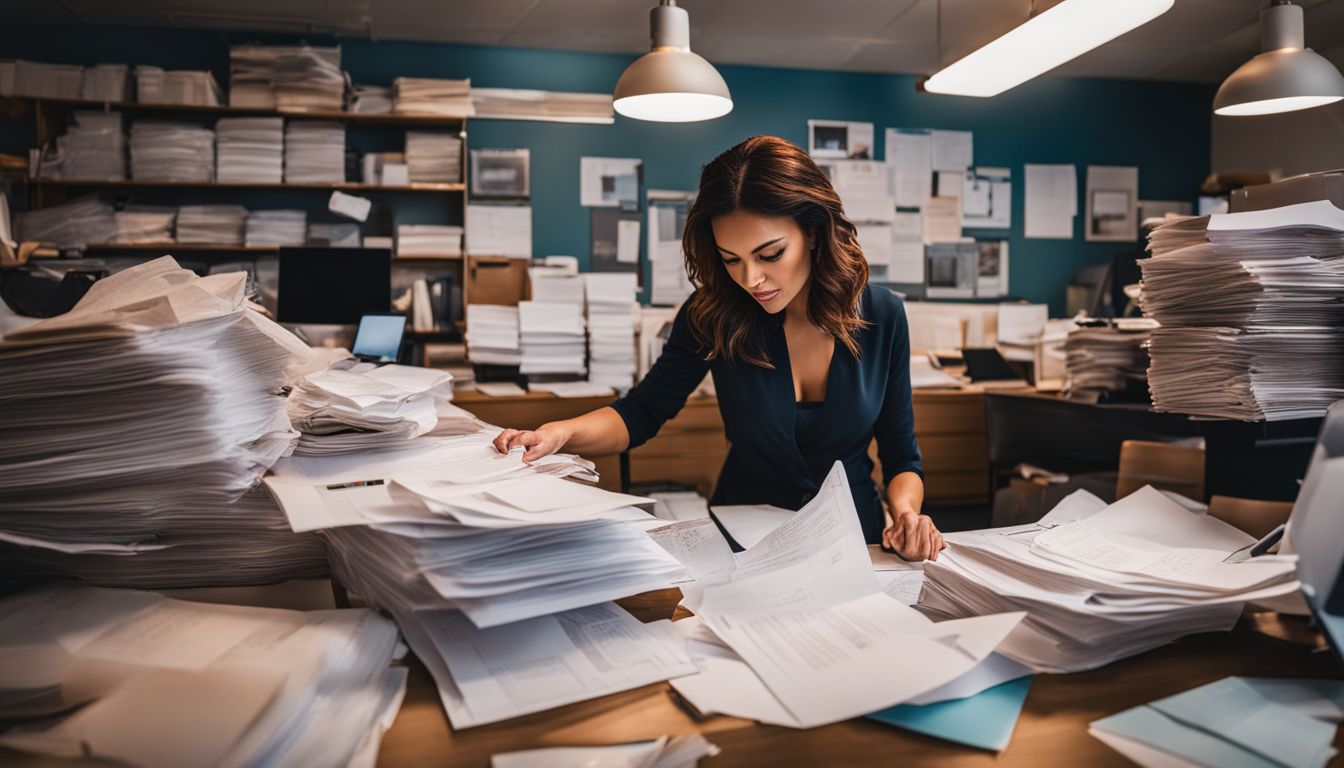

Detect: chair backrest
1208,495,1293,539
1115,439,1205,502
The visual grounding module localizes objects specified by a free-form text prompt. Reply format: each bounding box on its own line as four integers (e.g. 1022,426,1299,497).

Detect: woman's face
711,210,813,314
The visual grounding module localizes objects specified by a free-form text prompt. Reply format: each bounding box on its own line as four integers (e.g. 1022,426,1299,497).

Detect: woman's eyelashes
720,245,784,267
758,247,785,263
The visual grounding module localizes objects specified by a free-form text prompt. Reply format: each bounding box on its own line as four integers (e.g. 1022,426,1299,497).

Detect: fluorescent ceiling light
923,0,1174,98
1214,2,1344,117
613,0,732,123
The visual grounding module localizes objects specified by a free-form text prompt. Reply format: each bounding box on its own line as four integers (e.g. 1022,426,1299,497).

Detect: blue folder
866,675,1034,752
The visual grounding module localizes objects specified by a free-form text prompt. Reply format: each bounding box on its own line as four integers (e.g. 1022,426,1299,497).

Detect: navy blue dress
611,283,923,544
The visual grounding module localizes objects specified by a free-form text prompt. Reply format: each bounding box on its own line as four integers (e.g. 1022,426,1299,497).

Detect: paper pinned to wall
930,130,973,172
1024,164,1077,239
856,223,894,270
1085,165,1139,242
808,119,875,159
885,129,933,208
936,171,964,200
890,211,925,284
580,157,641,208
648,191,695,306
976,240,1009,297
465,204,531,258
616,219,640,264
962,167,1011,229
923,196,962,244
827,160,895,223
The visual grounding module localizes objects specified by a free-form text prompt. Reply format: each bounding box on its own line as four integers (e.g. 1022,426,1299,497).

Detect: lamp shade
613,2,732,123
1214,3,1344,116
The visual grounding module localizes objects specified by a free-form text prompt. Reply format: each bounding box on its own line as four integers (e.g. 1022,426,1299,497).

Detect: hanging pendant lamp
1214,1,1344,116
613,0,732,123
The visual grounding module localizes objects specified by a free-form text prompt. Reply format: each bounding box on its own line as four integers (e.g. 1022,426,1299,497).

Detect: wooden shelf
393,254,464,265
15,96,468,128
83,242,281,253
31,178,464,193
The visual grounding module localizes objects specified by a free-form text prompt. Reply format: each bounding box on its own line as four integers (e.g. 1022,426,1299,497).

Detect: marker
326,479,385,490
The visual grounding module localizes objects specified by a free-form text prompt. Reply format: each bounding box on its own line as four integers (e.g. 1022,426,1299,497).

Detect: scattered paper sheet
869,675,1033,753
710,504,794,549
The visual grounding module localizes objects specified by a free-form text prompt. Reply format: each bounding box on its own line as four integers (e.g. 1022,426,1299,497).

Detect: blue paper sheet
866,675,1033,752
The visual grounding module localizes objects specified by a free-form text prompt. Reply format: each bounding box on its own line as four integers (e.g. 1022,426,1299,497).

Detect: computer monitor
1286,400,1344,662
351,313,406,363
277,247,391,325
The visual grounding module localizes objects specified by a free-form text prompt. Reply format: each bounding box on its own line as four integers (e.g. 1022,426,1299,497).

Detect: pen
325,479,385,490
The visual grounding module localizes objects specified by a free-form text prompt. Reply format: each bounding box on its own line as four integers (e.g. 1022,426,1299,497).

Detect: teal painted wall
0,27,1216,313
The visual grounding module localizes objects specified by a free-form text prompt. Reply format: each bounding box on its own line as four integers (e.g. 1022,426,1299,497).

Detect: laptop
351,313,407,363
1286,400,1344,663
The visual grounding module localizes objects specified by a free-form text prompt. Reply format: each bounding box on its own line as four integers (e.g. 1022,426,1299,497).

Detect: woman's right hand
491,422,573,463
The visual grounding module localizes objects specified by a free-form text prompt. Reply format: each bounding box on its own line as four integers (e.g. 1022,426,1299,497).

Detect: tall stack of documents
0,257,326,591
11,60,83,99
653,461,1022,728
15,196,117,248
405,131,463,183
470,88,614,122
1064,320,1157,399
528,261,585,304
176,204,247,245
264,430,691,727
271,46,345,111
38,111,125,180
228,45,281,107
216,117,285,183
288,362,454,455
111,205,177,244
519,300,587,375
245,209,307,246
285,121,346,183
393,77,474,117
919,486,1300,673
395,224,463,256
0,584,405,767
80,63,129,101
584,273,639,391
135,65,221,106
351,84,393,114
129,120,215,181
465,304,522,366
1142,200,1344,420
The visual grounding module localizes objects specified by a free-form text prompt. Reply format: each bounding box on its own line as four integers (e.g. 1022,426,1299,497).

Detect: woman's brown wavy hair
683,135,869,369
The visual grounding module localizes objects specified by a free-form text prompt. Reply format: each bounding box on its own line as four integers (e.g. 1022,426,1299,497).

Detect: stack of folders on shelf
519,300,587,375
352,84,393,114
263,428,691,727
80,63,129,101
411,276,458,332
654,462,1023,728
288,362,454,455
470,87,615,122
405,130,463,183
271,46,345,111
37,111,125,180
395,224,463,256
228,45,281,108
0,585,405,768
15,197,117,248
216,117,285,183
134,65,221,105
1063,319,1158,399
584,273,639,392
111,206,177,244
393,77,474,117
1142,200,1344,420
129,120,216,181
246,209,308,246
176,204,247,245
307,222,362,247
465,304,522,366
919,486,1300,673
9,59,83,99
0,257,329,592
285,121,347,183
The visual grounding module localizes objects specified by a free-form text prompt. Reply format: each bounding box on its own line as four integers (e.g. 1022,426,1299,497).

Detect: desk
376,589,1343,767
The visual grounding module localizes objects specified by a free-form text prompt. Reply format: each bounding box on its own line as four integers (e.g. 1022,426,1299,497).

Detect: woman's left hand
882,511,945,562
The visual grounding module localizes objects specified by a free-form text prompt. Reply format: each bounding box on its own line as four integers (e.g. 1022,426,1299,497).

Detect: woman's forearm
884,471,925,518
551,406,632,456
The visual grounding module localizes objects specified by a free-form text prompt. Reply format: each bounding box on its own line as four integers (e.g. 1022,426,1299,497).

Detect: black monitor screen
277,247,392,324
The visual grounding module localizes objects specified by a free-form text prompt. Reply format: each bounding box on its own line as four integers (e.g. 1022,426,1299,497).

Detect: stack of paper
81,63,129,101
284,121,346,183
288,362,454,455
37,111,125,180
135,65,221,105
584,273,639,392
529,263,585,304
15,196,117,248
1064,321,1157,399
649,490,710,522
470,88,614,123
1141,200,1344,420
492,735,719,768
919,486,1300,673
216,117,284,183
393,77,474,117
396,224,463,256
0,258,323,591
519,300,587,375
245,209,307,246
271,46,345,111
1091,676,1344,768
129,120,215,181
0,584,404,767
12,60,83,98
652,461,1023,728
351,84,393,114
307,222,361,247
228,45,281,108
176,204,247,244
466,304,522,366
405,131,462,183
111,205,177,244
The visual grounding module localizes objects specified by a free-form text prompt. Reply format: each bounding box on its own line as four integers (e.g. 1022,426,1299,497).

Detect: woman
492,135,944,561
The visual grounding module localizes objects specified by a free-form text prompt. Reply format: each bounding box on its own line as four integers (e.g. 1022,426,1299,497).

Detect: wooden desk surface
376,591,1344,768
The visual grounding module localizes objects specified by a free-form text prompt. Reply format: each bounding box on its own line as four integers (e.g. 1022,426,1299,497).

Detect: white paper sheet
466,204,532,258
923,196,962,244
710,504,793,550
890,210,925,283
581,157,641,208
616,219,641,264
1085,165,1138,243
885,129,933,208
962,167,1011,229
930,130,973,172
1024,163,1076,239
